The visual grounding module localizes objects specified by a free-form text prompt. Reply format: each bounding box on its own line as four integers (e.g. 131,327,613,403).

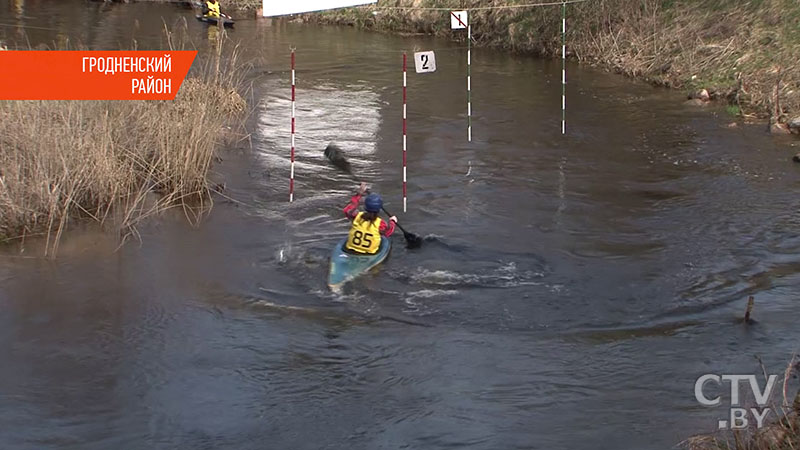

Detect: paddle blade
324,142,352,173
403,231,424,249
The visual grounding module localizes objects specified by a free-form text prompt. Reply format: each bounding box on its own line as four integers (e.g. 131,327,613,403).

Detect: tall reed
0,26,246,256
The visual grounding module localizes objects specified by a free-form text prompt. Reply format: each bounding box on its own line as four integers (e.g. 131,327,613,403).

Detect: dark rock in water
788,116,800,134
793,153,800,163
324,142,352,173
687,88,710,102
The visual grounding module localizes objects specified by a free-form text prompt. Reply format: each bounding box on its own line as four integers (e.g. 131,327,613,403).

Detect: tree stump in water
324,142,352,173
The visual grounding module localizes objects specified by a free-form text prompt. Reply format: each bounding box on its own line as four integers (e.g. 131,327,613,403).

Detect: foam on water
255,79,382,180
404,289,460,299
407,262,544,289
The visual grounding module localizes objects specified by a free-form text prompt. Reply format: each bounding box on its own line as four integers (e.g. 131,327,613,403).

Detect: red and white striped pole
290,49,296,202
402,52,407,213
562,1,566,135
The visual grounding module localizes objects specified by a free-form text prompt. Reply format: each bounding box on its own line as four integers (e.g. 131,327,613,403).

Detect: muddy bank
295,0,800,125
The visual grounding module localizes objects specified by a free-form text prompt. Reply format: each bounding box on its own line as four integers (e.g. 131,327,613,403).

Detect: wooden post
744,296,754,323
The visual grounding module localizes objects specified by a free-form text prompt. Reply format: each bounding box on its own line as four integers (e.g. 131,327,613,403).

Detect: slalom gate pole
290,49,296,202
562,1,566,135
468,23,472,142
403,52,408,213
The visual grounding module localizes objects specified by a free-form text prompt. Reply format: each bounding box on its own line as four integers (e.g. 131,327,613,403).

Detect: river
2,1,800,449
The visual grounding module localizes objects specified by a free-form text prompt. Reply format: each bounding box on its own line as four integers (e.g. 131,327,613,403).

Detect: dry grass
222,0,261,9
0,29,246,257
681,357,800,450
305,0,800,120
567,0,800,120
682,402,800,450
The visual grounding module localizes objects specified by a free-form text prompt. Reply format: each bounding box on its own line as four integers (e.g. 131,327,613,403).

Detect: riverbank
684,385,800,450
0,44,246,257
296,0,799,127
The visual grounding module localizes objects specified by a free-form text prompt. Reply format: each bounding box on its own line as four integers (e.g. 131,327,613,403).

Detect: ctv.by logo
695,374,777,430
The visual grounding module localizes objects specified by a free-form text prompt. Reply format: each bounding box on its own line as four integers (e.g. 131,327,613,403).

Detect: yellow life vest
206,1,221,17
346,212,382,254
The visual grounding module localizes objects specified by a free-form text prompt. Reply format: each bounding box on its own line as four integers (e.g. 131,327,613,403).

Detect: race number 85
352,231,373,248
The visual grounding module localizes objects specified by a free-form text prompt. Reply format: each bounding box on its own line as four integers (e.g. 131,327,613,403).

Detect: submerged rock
685,98,708,106
793,153,800,163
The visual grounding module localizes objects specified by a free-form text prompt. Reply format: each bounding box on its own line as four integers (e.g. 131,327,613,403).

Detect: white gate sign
414,51,436,73
450,10,468,29
262,0,377,17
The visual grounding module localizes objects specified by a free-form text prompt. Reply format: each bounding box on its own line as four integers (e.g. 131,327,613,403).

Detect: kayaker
203,0,221,18
342,183,397,255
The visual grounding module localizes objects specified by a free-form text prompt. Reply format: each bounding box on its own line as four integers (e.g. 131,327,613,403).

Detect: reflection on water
1,1,800,449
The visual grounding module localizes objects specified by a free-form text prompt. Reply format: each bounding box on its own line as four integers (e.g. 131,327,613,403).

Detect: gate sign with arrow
414,51,436,73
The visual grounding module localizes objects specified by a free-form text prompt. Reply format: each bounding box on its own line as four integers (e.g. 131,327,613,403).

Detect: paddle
381,207,423,249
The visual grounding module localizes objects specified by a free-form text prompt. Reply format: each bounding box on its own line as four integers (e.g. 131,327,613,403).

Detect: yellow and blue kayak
328,237,391,290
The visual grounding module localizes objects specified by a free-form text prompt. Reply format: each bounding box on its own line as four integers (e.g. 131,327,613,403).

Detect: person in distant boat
204,0,221,18
342,183,397,255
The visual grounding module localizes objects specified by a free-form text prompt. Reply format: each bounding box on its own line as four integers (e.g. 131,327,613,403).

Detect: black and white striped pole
468,23,472,142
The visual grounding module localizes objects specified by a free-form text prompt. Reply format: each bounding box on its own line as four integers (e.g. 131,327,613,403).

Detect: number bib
346,212,382,254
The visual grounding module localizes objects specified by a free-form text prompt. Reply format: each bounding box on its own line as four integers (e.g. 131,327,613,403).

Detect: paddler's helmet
364,193,383,212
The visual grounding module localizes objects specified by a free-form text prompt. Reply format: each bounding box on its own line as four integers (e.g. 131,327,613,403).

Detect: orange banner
0,51,197,100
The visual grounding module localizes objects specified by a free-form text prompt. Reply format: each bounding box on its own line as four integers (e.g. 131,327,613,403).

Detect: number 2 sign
414,51,436,74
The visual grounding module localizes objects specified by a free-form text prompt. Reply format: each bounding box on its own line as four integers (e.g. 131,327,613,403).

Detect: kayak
328,237,391,290
196,14,235,28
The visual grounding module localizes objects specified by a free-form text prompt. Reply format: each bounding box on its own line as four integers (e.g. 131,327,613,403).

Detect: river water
2,1,800,449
